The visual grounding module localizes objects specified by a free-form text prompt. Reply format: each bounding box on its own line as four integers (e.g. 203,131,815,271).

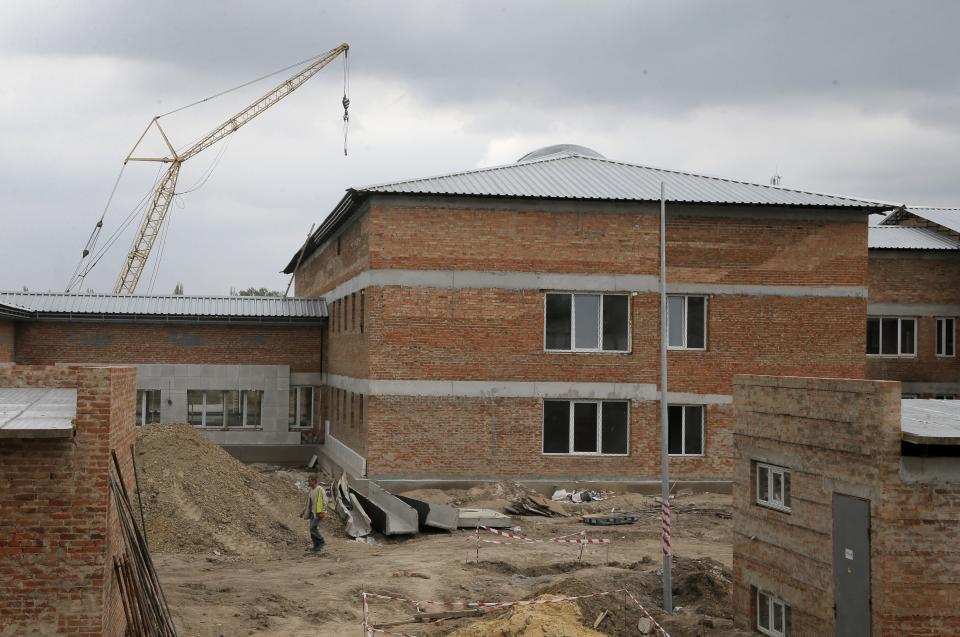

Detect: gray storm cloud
0,0,958,293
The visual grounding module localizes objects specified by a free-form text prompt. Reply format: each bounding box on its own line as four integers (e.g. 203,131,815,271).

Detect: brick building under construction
285,145,889,483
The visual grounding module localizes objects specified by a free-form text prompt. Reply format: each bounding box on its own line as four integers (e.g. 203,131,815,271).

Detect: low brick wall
0,365,137,637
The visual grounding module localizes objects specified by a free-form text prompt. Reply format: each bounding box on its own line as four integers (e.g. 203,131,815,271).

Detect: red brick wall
294,207,370,298
298,197,869,479
365,396,732,480
867,251,960,388
866,316,960,385
367,202,867,286
0,365,137,636
14,322,322,372
0,320,14,363
732,375,960,635
869,251,960,305
322,386,368,455
368,287,864,391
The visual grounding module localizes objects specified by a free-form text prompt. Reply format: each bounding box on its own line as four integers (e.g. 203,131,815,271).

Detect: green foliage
237,287,282,297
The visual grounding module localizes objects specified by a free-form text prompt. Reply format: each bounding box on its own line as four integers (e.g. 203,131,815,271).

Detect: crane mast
114,43,348,294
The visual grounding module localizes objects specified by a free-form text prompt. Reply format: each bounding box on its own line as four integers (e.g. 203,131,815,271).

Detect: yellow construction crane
68,43,349,294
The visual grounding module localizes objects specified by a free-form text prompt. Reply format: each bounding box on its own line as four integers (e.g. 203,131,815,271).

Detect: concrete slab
396,494,458,531
350,483,419,536
457,508,512,529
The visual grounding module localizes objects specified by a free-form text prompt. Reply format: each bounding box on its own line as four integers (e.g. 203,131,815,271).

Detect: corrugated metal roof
284,149,899,273
0,388,76,439
360,152,894,208
868,226,960,250
902,399,960,445
891,206,960,235
0,292,327,321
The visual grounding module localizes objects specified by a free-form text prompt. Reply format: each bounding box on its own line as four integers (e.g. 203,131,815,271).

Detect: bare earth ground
138,425,744,636
153,480,743,636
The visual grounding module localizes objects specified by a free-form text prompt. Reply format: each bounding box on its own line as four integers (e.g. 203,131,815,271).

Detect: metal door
833,494,871,636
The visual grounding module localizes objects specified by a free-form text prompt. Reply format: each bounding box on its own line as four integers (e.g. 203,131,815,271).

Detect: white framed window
756,463,791,512
756,588,790,637
667,295,707,350
866,316,916,356
188,390,262,428
937,318,955,357
542,400,629,455
135,390,161,426
667,405,704,456
902,393,918,399
935,394,956,400
544,293,630,352
289,386,314,428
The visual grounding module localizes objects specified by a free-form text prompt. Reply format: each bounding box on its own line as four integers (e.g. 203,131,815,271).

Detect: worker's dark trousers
309,517,325,549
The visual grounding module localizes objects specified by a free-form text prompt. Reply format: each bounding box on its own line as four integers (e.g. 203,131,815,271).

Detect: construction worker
303,475,326,552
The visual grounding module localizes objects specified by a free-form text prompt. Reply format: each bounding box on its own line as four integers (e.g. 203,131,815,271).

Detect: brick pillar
0,320,14,363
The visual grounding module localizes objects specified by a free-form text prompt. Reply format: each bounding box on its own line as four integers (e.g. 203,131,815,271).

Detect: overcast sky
1,1,958,295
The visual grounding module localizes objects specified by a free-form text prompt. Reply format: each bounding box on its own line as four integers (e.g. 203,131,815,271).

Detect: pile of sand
448,600,606,637
134,423,308,556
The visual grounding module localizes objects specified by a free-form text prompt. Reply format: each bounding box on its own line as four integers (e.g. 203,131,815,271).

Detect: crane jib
109,43,349,294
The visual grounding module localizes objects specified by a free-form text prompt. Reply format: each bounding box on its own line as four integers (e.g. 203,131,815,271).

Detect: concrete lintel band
322,373,733,404
320,268,867,305
867,303,960,317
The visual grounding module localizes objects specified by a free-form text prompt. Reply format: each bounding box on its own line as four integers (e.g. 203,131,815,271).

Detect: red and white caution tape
370,629,421,637
626,590,672,636
478,526,611,545
661,501,672,556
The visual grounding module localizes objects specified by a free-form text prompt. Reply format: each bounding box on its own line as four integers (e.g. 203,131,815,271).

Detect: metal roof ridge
570,154,899,207
357,151,898,207
355,152,585,192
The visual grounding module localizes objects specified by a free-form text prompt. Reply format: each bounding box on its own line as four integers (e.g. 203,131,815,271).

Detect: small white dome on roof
517,144,605,163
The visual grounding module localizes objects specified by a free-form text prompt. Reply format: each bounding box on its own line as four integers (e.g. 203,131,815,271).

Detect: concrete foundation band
319,268,868,305
322,373,733,403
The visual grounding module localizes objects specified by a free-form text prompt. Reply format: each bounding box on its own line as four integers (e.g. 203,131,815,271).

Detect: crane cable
70,164,167,291
156,50,334,120
342,49,350,156
66,163,127,291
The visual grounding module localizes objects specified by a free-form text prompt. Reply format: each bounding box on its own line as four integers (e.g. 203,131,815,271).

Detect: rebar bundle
108,450,178,637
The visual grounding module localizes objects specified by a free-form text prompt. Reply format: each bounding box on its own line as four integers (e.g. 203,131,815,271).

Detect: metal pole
659,181,673,613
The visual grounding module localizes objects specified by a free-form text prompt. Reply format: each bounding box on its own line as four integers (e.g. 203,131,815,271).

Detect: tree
237,287,282,297
173,282,184,295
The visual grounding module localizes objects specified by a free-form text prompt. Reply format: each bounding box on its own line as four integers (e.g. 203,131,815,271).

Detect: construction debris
505,493,570,517
332,472,372,538
448,598,607,637
581,512,639,526
457,508,513,528
551,488,611,503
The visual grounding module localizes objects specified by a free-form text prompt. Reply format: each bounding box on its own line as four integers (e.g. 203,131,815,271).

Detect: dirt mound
467,560,594,578
448,599,606,637
671,556,733,619
134,423,308,556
